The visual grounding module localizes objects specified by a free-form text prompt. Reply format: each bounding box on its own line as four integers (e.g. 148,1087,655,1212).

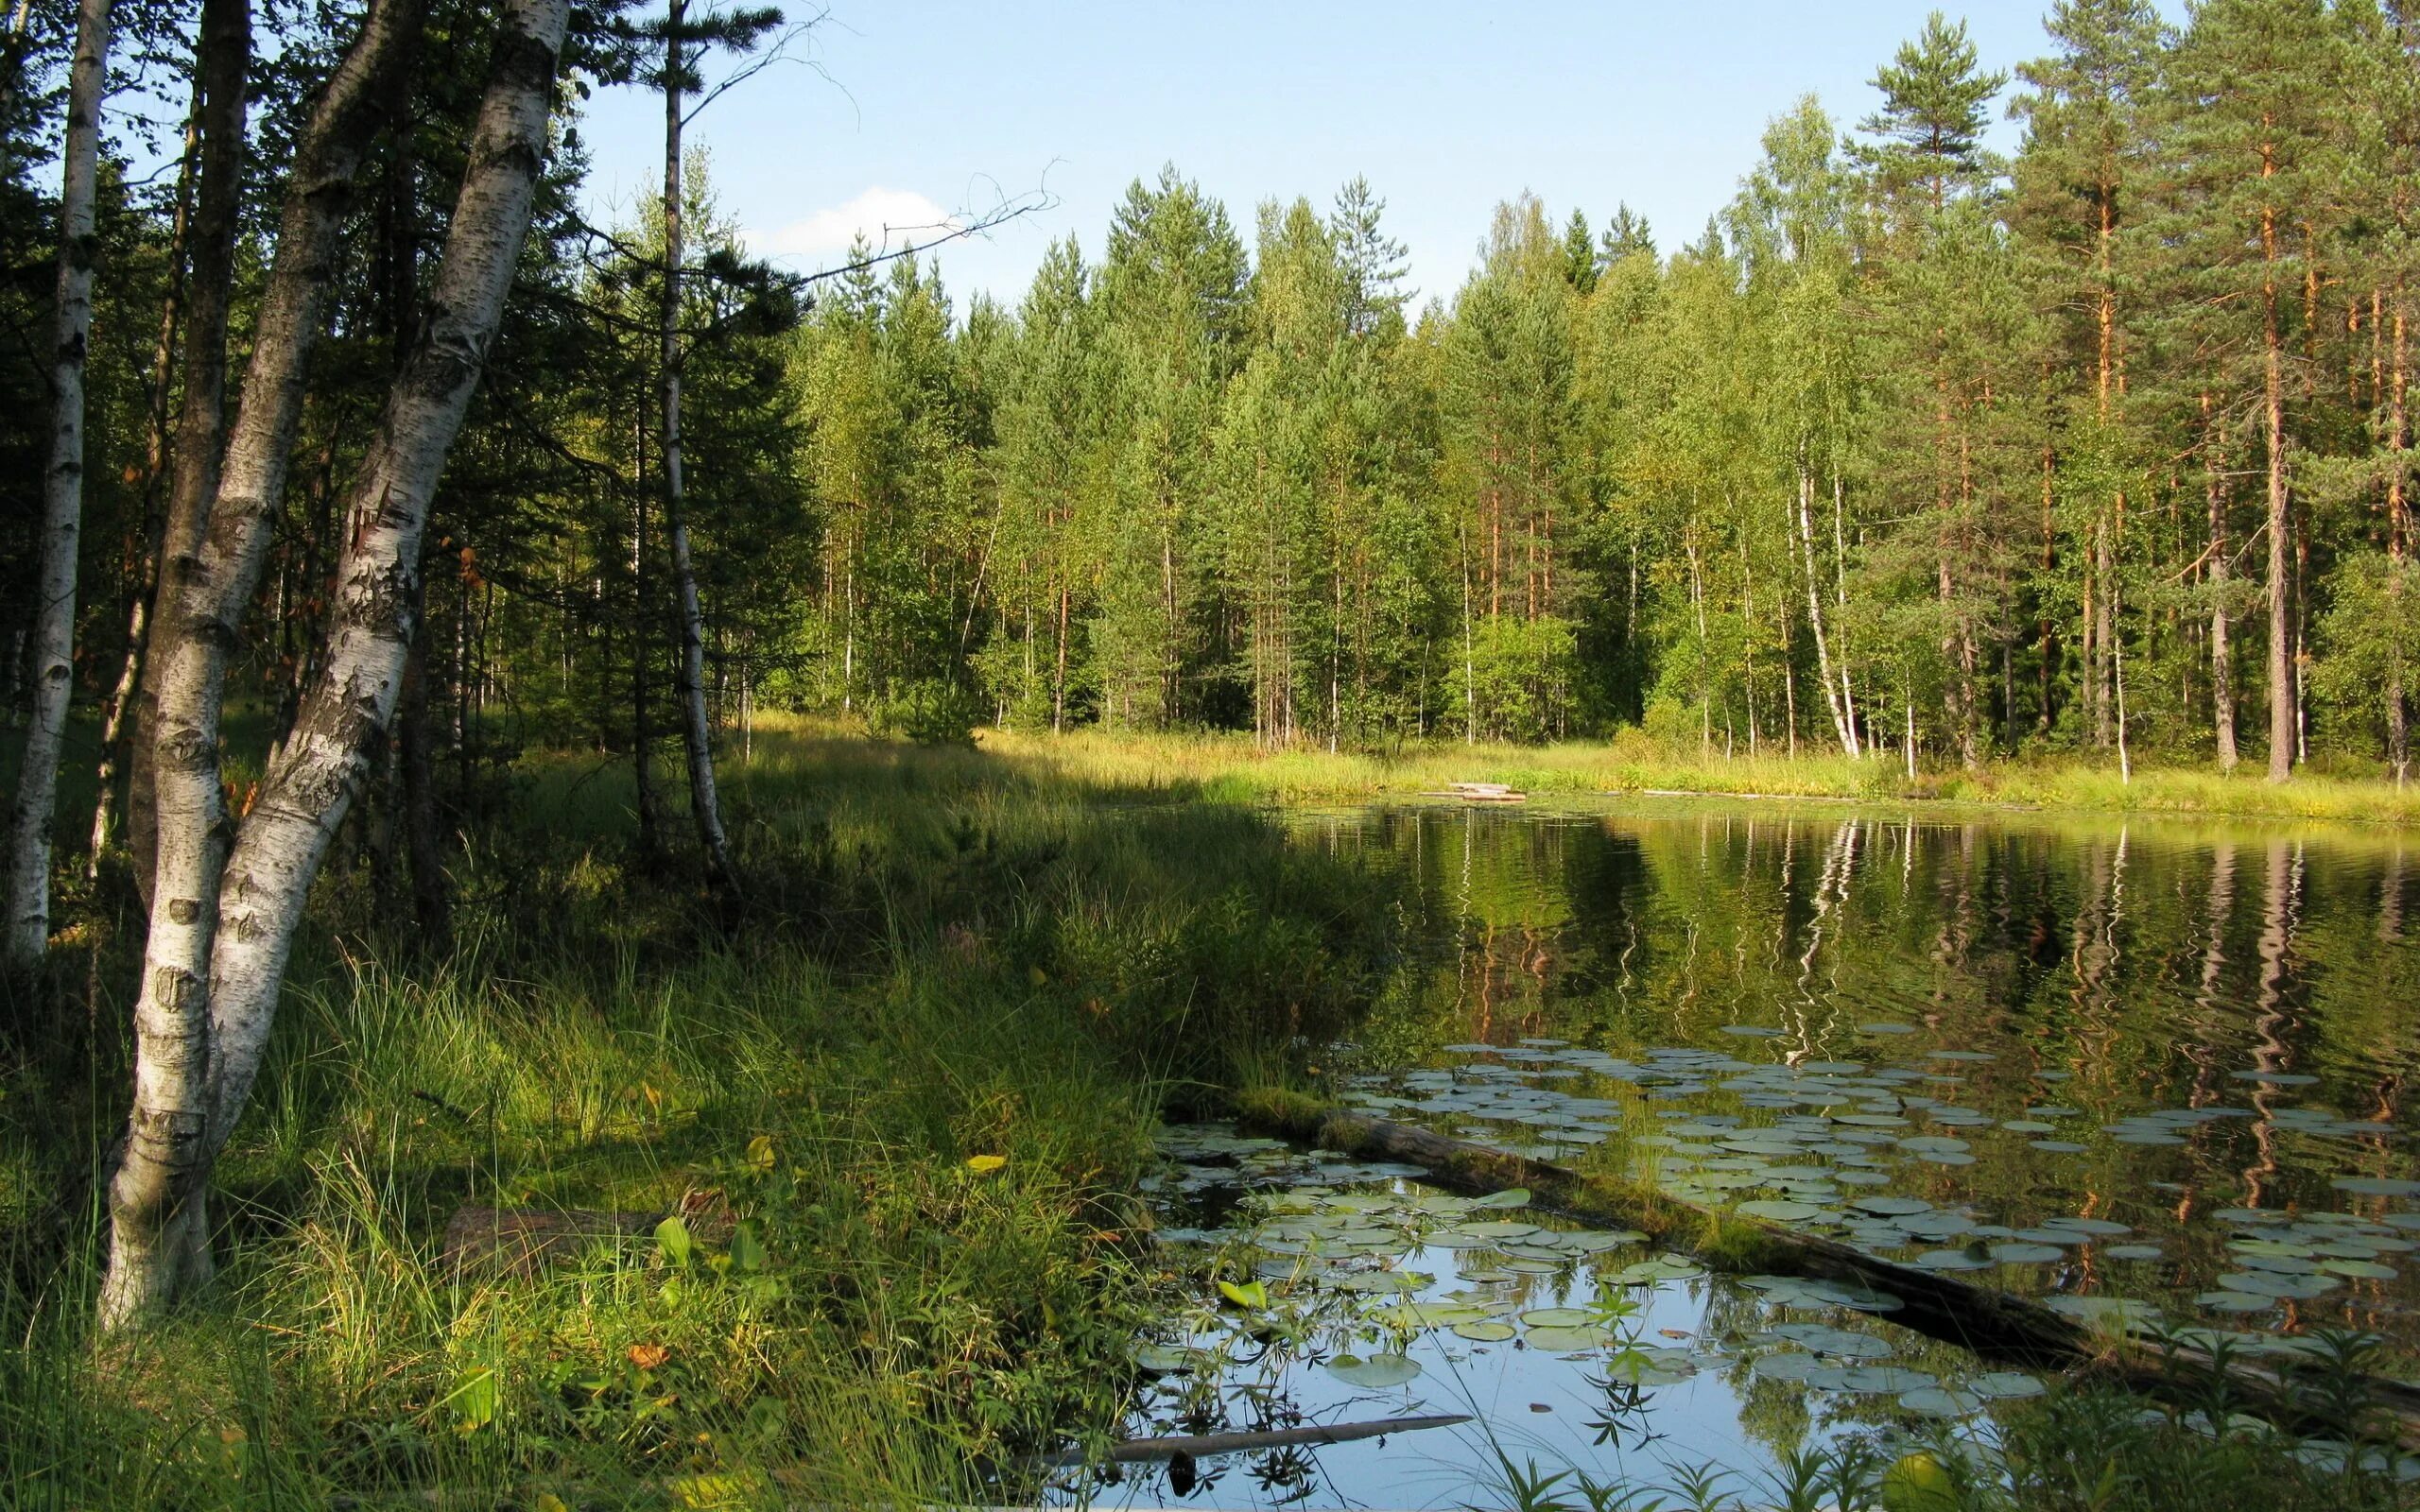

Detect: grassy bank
4,719,2414,1510
0,728,1401,1508
975,723,2420,827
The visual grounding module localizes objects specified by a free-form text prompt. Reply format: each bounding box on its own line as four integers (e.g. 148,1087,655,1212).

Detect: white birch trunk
4,0,109,970
196,0,569,1208
98,0,500,1330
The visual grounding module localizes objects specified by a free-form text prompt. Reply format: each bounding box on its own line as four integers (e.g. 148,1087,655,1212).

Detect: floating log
1037,1412,1473,1468
1234,1091,2420,1451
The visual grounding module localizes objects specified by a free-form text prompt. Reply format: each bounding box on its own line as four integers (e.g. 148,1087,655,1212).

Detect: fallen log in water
1234,1090,2420,1451
1036,1412,1473,1468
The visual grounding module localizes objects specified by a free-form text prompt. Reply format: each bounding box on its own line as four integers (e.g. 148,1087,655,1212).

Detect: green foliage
0,727,1406,1506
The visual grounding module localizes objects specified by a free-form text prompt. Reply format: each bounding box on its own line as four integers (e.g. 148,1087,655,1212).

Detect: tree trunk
127,0,252,903
98,0,438,1330
2389,285,2409,785
91,80,201,880
2206,403,2238,773
658,3,737,895
2262,187,2296,782
3,0,108,971
1796,467,1855,757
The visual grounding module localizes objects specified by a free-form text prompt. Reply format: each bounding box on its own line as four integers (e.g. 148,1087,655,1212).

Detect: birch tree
4,0,107,971
101,0,570,1327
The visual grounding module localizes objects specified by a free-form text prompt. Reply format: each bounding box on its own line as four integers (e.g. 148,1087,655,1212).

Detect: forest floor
0,721,2409,1509
976,723,2420,828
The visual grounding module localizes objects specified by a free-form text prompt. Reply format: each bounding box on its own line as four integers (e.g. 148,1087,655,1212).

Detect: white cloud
750,186,960,264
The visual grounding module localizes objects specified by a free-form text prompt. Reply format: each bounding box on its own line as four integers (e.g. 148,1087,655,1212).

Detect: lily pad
2332,1177,2420,1198
1737,1199,1826,1222
1452,1320,1518,1342
1324,1353,1423,1388
1526,1325,1613,1351
1900,1386,1985,1417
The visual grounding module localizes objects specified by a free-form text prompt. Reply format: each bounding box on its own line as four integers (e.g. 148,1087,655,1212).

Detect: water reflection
1292,803,2420,1344
1303,805,2416,1140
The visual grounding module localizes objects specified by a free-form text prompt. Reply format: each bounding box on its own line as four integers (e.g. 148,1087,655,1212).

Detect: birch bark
197,0,569,1194
112,0,250,888
102,0,423,1329
4,0,109,970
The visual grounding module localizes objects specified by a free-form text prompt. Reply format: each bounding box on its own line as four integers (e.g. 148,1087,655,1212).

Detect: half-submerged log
1236,1091,2420,1451
1038,1412,1473,1469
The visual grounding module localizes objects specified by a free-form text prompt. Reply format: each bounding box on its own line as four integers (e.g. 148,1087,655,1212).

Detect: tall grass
972,720,2420,826
0,726,1402,1508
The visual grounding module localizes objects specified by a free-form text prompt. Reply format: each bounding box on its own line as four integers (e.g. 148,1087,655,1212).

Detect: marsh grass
0,725,1403,1508
972,720,2420,826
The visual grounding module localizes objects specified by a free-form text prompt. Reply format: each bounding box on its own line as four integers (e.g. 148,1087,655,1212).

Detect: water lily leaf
1837,1366,1937,1393
2332,1177,2420,1197
1324,1352,1422,1387
1899,1386,1985,1417
2324,1259,2399,1280
1737,1199,1825,1222
1526,1325,1612,1351
1133,1343,1202,1373
1851,1196,1935,1216
1452,1320,1518,1342
1519,1307,1597,1329
1753,1350,1823,1380
1471,1188,1533,1209
1990,1243,2067,1265
2047,1296,2162,1329
1970,1371,2046,1400
1461,1220,1543,1241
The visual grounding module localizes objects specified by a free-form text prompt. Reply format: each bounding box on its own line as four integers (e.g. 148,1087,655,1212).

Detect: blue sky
570,1,2119,315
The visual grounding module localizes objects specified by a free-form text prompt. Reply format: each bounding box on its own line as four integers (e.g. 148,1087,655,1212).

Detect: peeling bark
100,0,569,1329
120,0,250,897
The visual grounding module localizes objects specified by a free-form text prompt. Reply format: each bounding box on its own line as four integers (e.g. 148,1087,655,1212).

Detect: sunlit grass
962,718,2420,826
0,724,1402,1508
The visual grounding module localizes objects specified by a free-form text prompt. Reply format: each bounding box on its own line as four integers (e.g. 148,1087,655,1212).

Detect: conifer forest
8,3,2420,1509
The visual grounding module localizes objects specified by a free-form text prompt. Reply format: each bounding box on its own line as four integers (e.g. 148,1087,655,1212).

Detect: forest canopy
8,1,2420,818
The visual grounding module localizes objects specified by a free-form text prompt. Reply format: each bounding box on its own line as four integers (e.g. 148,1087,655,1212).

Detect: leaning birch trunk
659,4,738,894
99,0,428,1330
99,0,250,883
181,0,568,1295
3,0,108,971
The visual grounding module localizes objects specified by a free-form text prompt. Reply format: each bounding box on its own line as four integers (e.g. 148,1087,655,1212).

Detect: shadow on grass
0,724,1405,1509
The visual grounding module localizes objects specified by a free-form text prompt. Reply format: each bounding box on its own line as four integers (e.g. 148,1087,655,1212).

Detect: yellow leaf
628,1343,670,1370
536,1496,571,1512
745,1133,775,1172
964,1154,1008,1176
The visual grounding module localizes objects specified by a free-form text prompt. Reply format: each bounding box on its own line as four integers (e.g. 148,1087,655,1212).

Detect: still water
1074,799,2420,1509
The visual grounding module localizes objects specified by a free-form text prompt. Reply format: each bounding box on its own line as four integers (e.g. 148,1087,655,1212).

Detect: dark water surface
1081,799,2420,1510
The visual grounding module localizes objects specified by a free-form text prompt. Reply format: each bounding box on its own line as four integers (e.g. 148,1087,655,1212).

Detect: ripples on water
1080,800,2420,1509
